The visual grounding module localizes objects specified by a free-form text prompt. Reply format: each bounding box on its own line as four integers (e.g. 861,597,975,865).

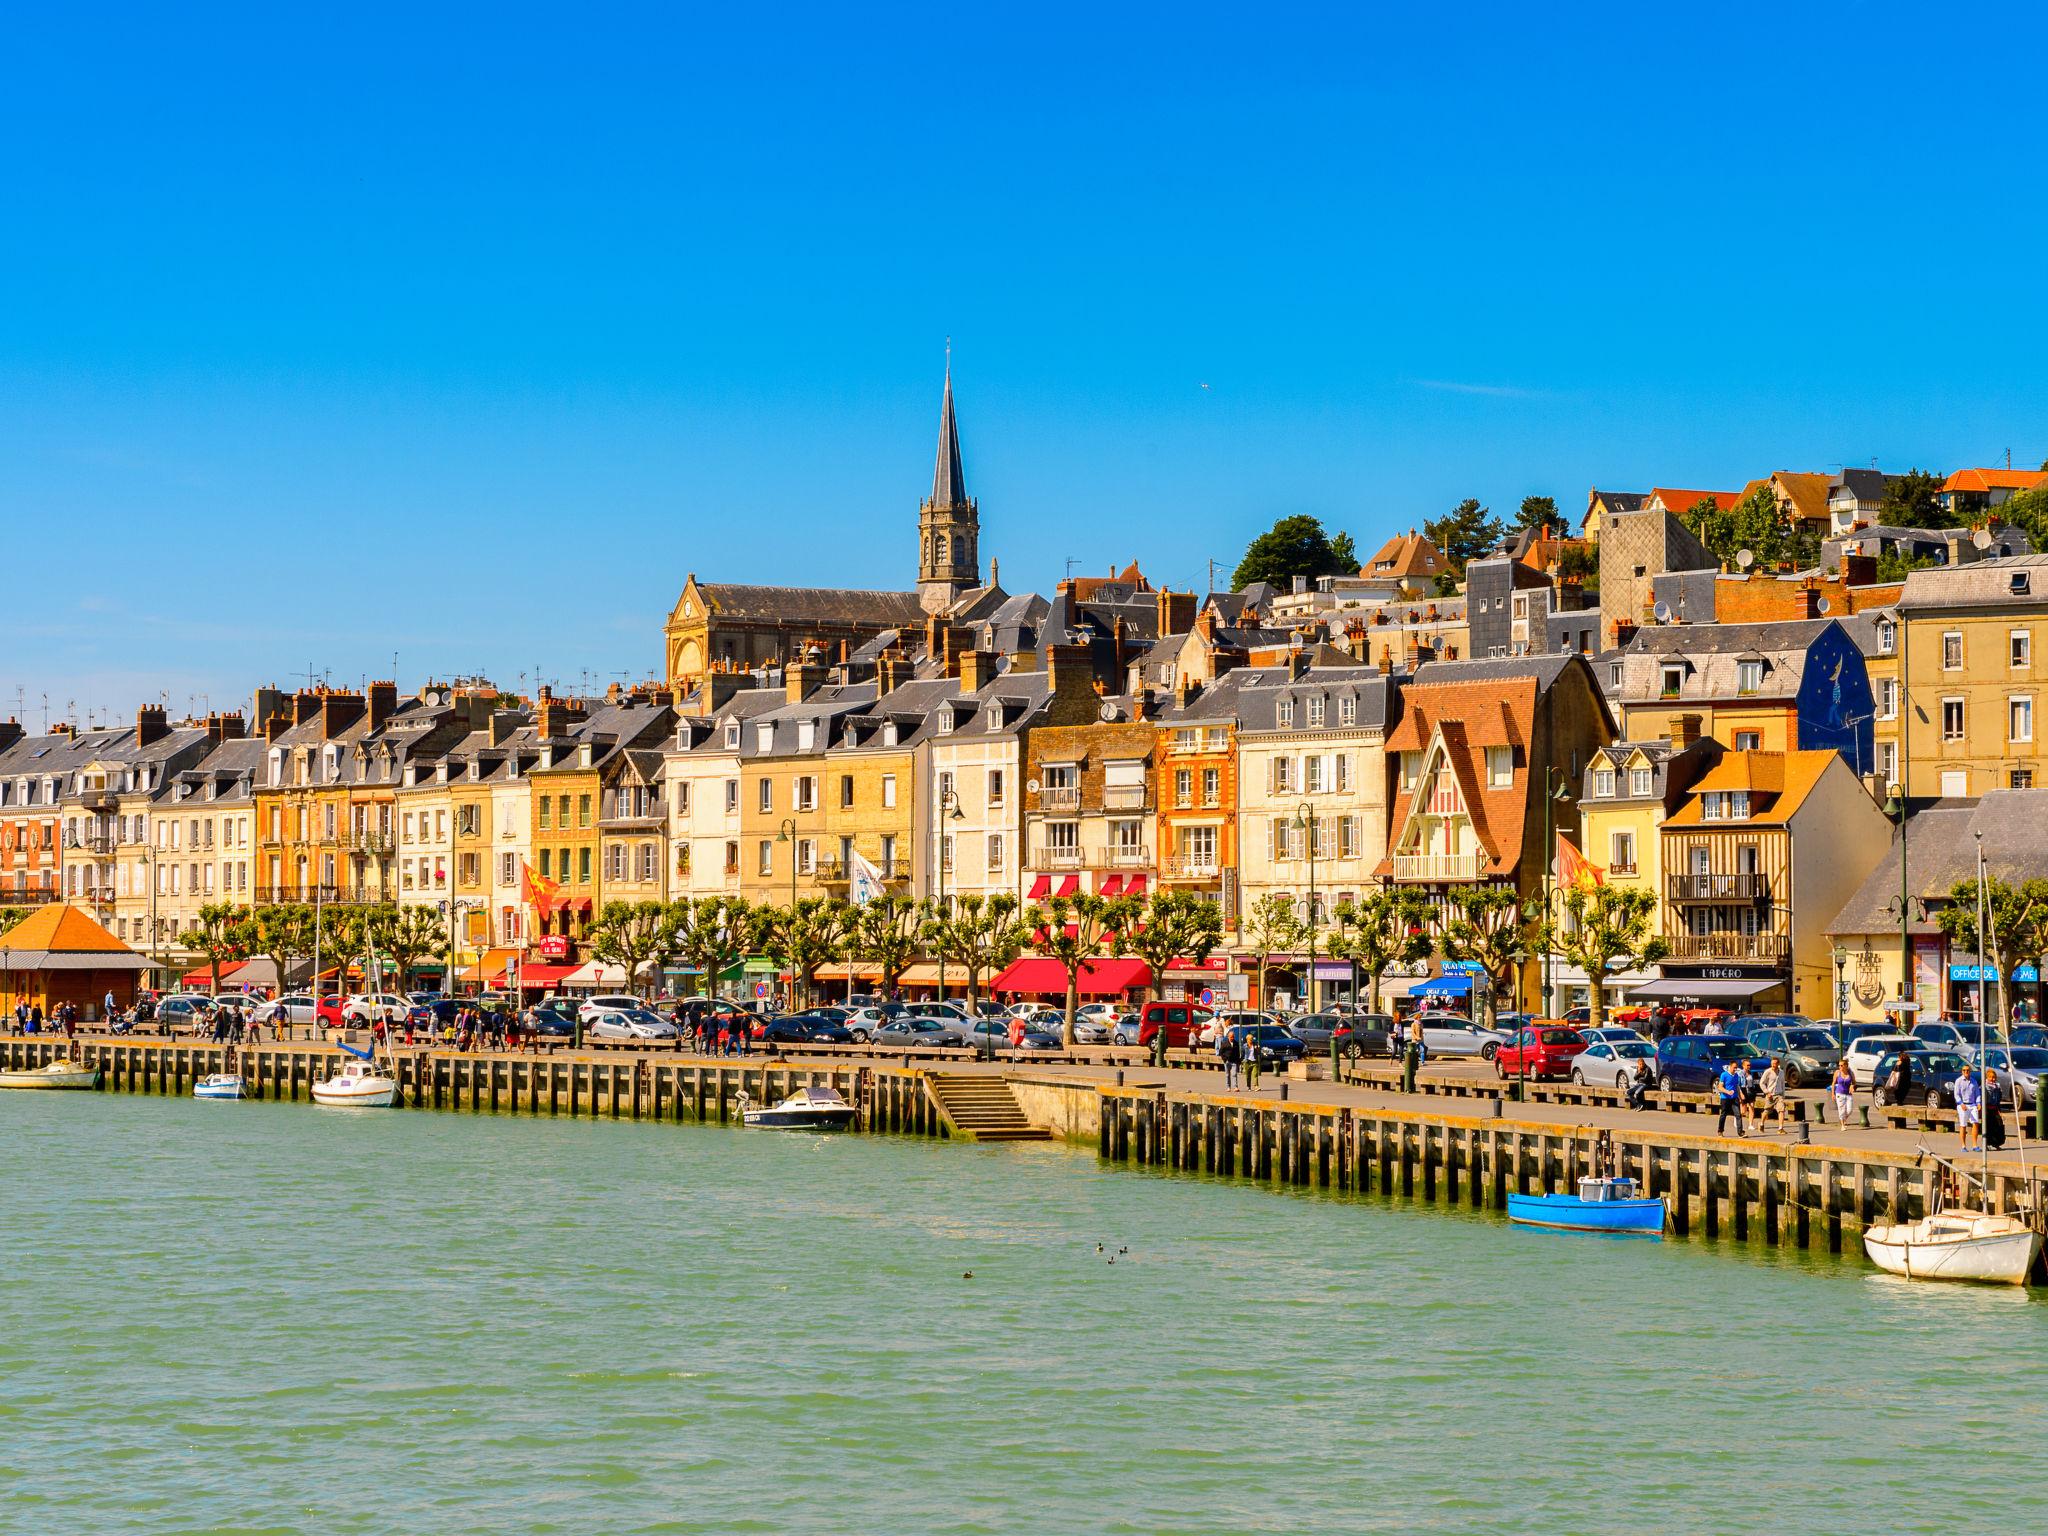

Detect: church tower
917,356,979,614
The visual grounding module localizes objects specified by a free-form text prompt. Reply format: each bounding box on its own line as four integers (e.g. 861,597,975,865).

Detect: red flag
1552,832,1603,891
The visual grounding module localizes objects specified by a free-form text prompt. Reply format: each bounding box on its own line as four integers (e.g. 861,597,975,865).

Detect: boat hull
1507,1192,1666,1236
194,1075,244,1100
0,1064,102,1090
743,1107,858,1131
311,1078,398,1108
1863,1220,2043,1285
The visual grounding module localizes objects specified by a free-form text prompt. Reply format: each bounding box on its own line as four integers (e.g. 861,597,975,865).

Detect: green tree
1997,479,2048,551
1029,893,1137,1046
1441,885,1538,1033
1326,890,1434,1013
1556,541,1598,591
588,899,675,998
760,897,852,1008
1688,484,1818,571
250,903,315,994
1879,468,1947,528
846,894,925,999
359,903,449,991
923,893,1033,1007
1115,890,1225,1002
0,907,31,939
1516,495,1564,536
667,896,754,999
1934,876,2048,1030
1237,892,1306,1011
1540,884,1668,1030
1232,514,1358,590
191,901,252,995
1424,497,1506,583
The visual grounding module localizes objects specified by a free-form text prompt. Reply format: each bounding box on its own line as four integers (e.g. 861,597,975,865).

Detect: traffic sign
1198,987,1215,1007
753,982,771,1000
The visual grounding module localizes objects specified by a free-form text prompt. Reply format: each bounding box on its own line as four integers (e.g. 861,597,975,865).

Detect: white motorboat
741,1084,858,1131
194,1073,244,1101
311,1060,398,1108
1863,1207,2044,1285
0,1059,102,1090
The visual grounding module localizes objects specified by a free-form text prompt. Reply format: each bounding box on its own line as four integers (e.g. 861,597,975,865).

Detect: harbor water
5,1093,2046,1534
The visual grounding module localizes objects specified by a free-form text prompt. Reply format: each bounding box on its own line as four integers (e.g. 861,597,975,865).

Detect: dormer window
723,722,740,750
756,723,774,752
937,709,955,735
1277,698,1294,727
1660,664,1684,698
797,719,816,751
323,745,339,781
882,721,899,747
1338,695,1357,726
1306,695,1325,727
1594,768,1616,798
1736,660,1763,694
268,749,283,785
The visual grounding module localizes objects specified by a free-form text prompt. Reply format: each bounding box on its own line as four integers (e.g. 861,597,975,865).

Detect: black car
756,1015,839,1044
1288,1012,1395,1059
407,997,465,1032
1871,1049,1969,1108
524,1000,579,1038
1224,1023,1306,1065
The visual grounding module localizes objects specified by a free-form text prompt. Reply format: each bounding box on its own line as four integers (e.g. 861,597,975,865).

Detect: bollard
2038,1087,2047,1143
1279,1082,1289,1102
1116,1069,1125,1087
1330,1035,1341,1083
1491,1094,1503,1119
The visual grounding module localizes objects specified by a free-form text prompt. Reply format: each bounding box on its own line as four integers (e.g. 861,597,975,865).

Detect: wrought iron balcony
1666,872,1771,903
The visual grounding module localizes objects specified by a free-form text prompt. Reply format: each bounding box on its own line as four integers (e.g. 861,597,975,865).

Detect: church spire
931,343,967,507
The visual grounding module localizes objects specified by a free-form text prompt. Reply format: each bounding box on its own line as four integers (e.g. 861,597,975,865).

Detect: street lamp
1830,943,1848,1059
1539,766,1571,1019
931,780,972,1045
1883,783,1910,1015
1294,800,1319,1013
774,818,798,1010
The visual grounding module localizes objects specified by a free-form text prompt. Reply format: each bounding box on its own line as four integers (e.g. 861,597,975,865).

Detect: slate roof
1822,794,2048,937
1899,553,2048,612
1615,618,1840,703
697,584,927,625
1411,653,1581,692
1187,664,1404,734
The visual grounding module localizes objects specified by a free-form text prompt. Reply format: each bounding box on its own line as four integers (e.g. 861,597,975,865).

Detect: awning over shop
514,962,576,987
465,947,517,985
563,961,629,988
1054,875,1080,897
1630,976,1781,1001
1026,875,1052,900
814,962,883,982
897,963,947,986
1124,874,1148,896
1098,875,1125,897
183,959,248,986
988,956,1152,997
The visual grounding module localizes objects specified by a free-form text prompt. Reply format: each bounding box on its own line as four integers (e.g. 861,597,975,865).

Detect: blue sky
5,3,2046,722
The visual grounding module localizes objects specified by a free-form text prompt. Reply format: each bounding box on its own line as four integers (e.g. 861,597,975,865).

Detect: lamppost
1831,943,1848,1059
1295,800,1319,1013
1539,767,1571,1019
773,817,798,1009
931,780,971,1045
1883,784,1911,1015
443,897,480,999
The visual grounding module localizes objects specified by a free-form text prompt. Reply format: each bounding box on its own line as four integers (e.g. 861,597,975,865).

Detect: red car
1493,1024,1590,1080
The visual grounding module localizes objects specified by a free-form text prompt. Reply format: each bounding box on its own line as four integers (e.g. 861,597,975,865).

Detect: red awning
1026,875,1051,900
988,956,1153,997
182,960,247,986
514,962,577,986
1055,875,1080,897
567,897,593,915
1098,875,1124,897
1124,873,1148,895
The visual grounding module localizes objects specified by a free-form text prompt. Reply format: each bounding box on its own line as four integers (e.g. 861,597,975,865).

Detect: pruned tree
588,899,675,998
923,893,1033,1007
847,894,925,1000
1237,892,1306,1012
250,903,315,994
1030,893,1138,1046
357,903,450,991
763,897,852,1008
1540,884,1668,1030
1441,884,1538,1032
1116,890,1226,1002
667,896,754,999
1934,875,2048,1030
191,901,252,995
1327,889,1434,1013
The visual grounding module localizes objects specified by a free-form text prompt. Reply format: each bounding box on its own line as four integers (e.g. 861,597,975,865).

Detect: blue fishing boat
1508,1177,1666,1237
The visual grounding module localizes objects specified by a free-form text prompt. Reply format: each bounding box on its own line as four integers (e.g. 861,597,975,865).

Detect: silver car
1414,1013,1510,1060
1568,1038,1658,1088
586,1008,679,1041
1975,1046,2048,1109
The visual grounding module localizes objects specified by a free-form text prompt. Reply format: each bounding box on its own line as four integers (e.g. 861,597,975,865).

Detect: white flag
848,850,885,906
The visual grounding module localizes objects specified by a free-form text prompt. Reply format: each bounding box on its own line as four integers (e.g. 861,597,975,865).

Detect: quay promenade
7,1032,2045,1276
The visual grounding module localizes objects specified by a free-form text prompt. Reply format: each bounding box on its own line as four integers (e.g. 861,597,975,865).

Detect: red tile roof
1943,468,2048,495
1380,674,1543,876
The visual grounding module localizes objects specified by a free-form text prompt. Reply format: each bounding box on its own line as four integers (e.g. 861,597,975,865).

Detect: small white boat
194,1073,244,1101
311,1061,398,1108
1863,1207,2044,1285
741,1084,858,1131
0,1059,102,1090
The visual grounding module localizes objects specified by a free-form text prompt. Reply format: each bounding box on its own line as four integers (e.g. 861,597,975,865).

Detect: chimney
135,704,169,748
537,686,563,740
204,711,246,746
292,690,320,726
1156,588,1197,636
936,624,975,677
786,656,829,703
1670,713,1702,751
318,689,364,739
0,719,20,752
958,649,998,694
1133,688,1158,722
1195,608,1217,642
1175,673,1201,708
703,672,748,712
252,686,290,735
1292,575,1309,595
487,709,520,747
1842,552,1878,588
605,681,622,704
877,650,912,695
368,680,398,732
1047,642,1098,707
1378,645,1394,674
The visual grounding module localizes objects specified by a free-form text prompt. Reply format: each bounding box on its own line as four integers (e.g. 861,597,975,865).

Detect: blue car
1654,1033,1766,1093
1224,1023,1305,1066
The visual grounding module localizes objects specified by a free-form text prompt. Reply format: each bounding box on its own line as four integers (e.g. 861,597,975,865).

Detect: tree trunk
1586,954,1607,1029
1063,972,1079,1047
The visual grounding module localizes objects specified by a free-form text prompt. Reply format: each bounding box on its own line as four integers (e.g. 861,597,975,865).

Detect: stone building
1597,494,1717,641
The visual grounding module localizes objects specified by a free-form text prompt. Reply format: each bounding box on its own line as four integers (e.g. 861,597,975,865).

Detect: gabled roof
1663,750,1836,827
1589,489,1647,515
1943,468,2047,495
694,583,927,625
1649,487,1740,514
1766,471,1833,524
1363,530,1447,581
1380,714,1520,876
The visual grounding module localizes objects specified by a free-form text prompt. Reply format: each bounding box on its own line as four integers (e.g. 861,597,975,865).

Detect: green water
5,1096,2046,1535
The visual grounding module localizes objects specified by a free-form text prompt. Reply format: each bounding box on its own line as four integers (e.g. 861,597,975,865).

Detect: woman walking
1831,1059,1855,1128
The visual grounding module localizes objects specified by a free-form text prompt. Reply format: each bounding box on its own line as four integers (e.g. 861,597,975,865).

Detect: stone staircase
926,1073,1051,1142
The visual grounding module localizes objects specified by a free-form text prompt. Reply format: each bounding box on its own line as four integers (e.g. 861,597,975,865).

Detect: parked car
342,993,412,1027
871,1017,953,1048
1575,1026,1648,1048
1654,1034,1767,1093
1747,1025,1843,1086
1200,1010,1282,1047
406,991,440,1008
1569,1038,1659,1088
1069,1013,1121,1045
153,995,217,1034
1493,1025,1590,1081
842,1006,898,1042
523,1000,579,1038
252,992,322,1028
406,997,465,1033
1138,1001,1212,1051
1719,1013,1814,1042
902,1001,972,1024
1831,1020,1901,1049
755,1013,851,1044
2008,1024,2048,1049
1910,1018,2004,1053
1870,1049,1970,1108
1222,1023,1306,1065
1414,1013,1509,1060
586,1008,679,1041
1074,1001,1124,1026
577,993,641,1023
1972,1046,2048,1109
1844,1033,1923,1089
1286,1012,1352,1048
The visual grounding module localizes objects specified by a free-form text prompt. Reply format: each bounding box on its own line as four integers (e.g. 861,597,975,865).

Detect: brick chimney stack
876,650,912,695
292,690,320,727
786,654,829,703
317,688,365,740
204,711,246,746
958,650,998,694
1670,713,1703,751
1156,588,1197,637
1047,643,1098,716
0,719,21,752
135,704,169,748
367,680,398,732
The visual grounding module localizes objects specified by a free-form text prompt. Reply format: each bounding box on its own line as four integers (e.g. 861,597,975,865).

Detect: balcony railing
815,858,911,885
1102,785,1150,811
347,831,394,855
1033,845,1085,869
1039,786,1081,810
0,888,60,906
1392,851,1487,882
1665,932,1790,962
68,833,117,854
1667,872,1771,903
1165,854,1221,879
1106,843,1152,866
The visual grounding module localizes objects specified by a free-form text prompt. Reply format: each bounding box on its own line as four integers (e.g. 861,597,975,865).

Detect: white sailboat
0,1058,102,1090
310,1051,398,1108
1863,1207,2042,1285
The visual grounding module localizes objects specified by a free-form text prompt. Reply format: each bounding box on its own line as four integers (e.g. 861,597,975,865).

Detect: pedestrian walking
1219,1028,1240,1091
1715,1059,1745,1136
1831,1060,1855,1127
1955,1064,1983,1151
1757,1059,1786,1129
1984,1068,2009,1150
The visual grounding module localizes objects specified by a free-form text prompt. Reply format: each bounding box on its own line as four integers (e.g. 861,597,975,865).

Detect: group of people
11,999,78,1037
